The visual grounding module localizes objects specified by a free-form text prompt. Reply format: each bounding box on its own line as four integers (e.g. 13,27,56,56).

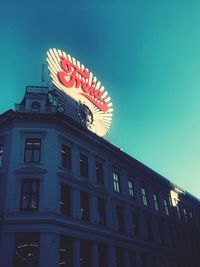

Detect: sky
1,0,200,199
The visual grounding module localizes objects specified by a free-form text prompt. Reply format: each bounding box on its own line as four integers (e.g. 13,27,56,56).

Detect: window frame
80,191,90,222
116,205,124,232
61,144,72,170
96,161,104,186
153,193,160,211
20,179,40,211
60,184,71,216
113,172,121,193
80,153,89,178
24,138,41,163
141,187,148,206
128,179,135,198
164,199,170,216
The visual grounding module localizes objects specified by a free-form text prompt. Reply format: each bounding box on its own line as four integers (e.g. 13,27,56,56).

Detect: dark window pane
14,233,39,267
80,191,90,221
146,217,153,241
98,198,106,225
129,251,136,266
96,162,104,185
98,243,108,267
24,138,41,163
132,212,140,237
80,153,88,177
61,144,71,169
20,180,39,211
59,236,73,267
61,184,71,216
116,206,124,232
80,240,91,267
116,248,124,267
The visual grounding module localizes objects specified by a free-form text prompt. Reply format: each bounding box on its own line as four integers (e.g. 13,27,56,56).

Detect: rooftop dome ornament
46,48,113,137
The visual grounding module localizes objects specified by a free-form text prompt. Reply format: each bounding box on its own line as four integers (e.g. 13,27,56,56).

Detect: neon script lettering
58,56,109,112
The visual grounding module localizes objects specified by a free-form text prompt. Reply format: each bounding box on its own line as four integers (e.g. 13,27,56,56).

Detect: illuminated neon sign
46,48,113,137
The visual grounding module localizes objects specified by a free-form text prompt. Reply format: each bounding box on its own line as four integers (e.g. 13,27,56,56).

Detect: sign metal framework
46,48,113,137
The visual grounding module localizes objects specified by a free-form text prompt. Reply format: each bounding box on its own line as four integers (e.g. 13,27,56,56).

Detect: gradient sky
1,0,200,198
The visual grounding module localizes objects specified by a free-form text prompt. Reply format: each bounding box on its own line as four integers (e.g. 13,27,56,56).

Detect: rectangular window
0,144,3,167
116,248,124,267
129,251,136,266
61,144,71,169
183,208,188,223
96,161,104,185
128,180,135,198
153,193,159,211
141,187,148,206
61,184,71,216
98,197,106,225
146,217,153,241
80,191,90,221
80,240,91,267
116,206,124,232
113,172,120,193
98,243,108,267
59,236,73,267
80,153,89,177
132,212,140,237
176,205,181,220
14,233,39,267
158,221,165,244
164,199,170,216
20,180,39,211
24,138,41,163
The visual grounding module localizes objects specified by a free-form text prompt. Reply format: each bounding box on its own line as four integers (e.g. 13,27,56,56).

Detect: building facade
0,86,200,267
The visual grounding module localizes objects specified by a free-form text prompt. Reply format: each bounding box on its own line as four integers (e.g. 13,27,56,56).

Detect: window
96,161,104,185
98,243,108,267
189,210,193,220
61,144,71,169
59,236,73,267
80,191,90,221
80,240,91,267
98,197,106,225
140,253,147,267
116,248,124,267
61,184,71,216
176,205,181,220
80,153,88,177
0,144,3,167
153,193,159,211
24,138,41,163
183,208,188,223
20,180,39,211
164,199,170,216
128,180,135,198
132,212,140,237
158,221,165,244
141,187,148,206
113,172,120,193
146,217,153,241
129,251,136,267
116,206,124,232
14,233,39,267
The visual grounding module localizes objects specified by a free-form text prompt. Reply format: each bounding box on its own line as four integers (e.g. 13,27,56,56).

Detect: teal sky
1,0,200,199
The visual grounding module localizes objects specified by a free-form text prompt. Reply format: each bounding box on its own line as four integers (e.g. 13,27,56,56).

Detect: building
0,86,200,267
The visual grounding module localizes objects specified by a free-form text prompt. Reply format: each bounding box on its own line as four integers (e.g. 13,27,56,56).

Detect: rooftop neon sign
46,48,113,136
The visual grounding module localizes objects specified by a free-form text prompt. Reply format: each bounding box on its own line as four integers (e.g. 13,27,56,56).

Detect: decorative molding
15,165,47,174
